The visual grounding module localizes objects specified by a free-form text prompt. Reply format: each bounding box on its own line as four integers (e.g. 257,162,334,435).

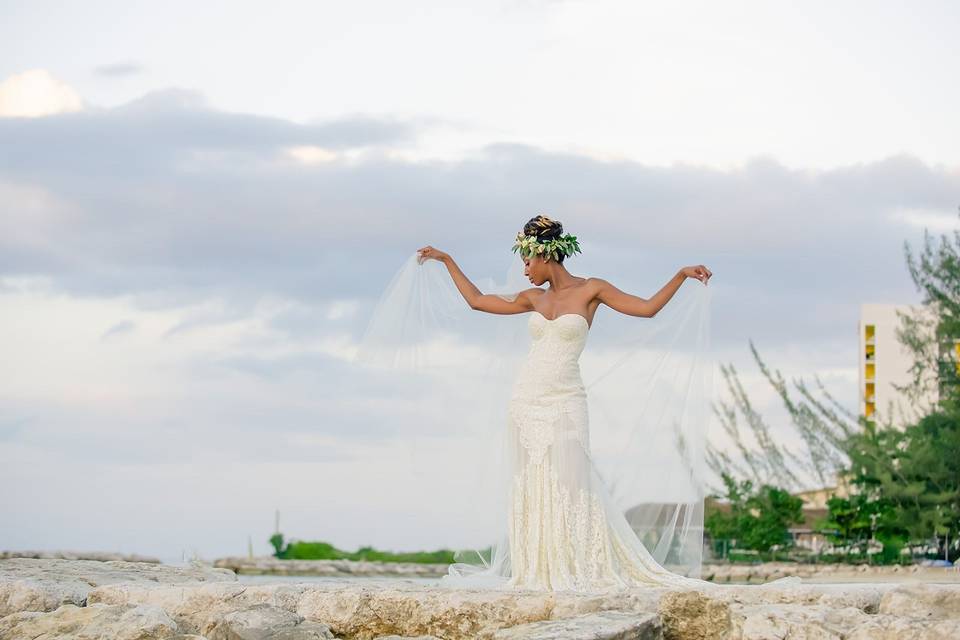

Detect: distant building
703,479,856,556
789,480,851,553
793,483,849,511
788,508,829,553
859,303,942,427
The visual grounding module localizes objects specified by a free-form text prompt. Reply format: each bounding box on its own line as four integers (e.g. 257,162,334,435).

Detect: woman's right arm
417,246,536,315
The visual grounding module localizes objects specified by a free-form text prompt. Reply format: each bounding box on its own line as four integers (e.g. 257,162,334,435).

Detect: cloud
1,85,952,383
2,84,957,559
100,319,136,340
890,207,960,233
1,96,953,337
0,69,83,118
285,145,339,164
93,62,145,77
0,86,420,176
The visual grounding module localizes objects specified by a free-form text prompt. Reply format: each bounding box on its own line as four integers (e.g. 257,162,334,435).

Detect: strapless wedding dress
442,310,703,592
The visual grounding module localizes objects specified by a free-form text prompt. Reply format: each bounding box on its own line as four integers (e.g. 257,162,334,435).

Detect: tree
705,473,805,554
706,342,858,493
897,205,960,417
819,492,904,562
708,205,960,565
843,405,960,561
742,484,805,552
269,533,286,558
841,205,960,561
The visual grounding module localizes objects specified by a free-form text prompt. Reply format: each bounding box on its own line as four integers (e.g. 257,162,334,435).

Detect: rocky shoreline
1,549,161,563
2,557,960,638
214,555,448,578
702,561,960,584
215,555,960,585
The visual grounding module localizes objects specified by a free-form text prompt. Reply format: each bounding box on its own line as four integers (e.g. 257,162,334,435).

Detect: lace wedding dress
355,252,714,593
441,309,703,592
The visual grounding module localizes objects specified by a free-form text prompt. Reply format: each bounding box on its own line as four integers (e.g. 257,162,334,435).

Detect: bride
411,215,713,592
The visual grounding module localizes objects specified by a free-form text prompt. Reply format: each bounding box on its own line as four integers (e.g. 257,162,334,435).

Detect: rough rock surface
88,581,561,639
1,549,162,563
702,562,960,584
729,604,871,639
202,602,336,639
4,558,960,639
215,558,960,584
0,557,236,617
878,582,960,619
0,602,179,639
846,616,960,639
658,590,731,640
491,610,661,639
215,557,448,578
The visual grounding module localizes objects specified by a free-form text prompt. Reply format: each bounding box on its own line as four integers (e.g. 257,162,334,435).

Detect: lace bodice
529,311,590,346
509,311,591,466
510,311,589,398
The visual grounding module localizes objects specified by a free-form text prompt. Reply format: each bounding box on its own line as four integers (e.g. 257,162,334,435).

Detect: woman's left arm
593,265,711,318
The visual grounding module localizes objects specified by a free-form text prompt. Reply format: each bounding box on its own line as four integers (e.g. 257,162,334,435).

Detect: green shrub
268,533,462,564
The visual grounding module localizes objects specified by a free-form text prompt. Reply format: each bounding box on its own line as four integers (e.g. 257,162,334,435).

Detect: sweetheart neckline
531,310,591,329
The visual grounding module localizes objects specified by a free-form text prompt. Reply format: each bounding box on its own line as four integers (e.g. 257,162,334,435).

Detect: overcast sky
2,0,959,563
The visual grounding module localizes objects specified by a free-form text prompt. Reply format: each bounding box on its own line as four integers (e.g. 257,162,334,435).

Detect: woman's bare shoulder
520,287,547,300
584,276,611,290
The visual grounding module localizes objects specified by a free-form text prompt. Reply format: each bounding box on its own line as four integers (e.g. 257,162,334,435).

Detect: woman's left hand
416,245,449,264
680,265,712,285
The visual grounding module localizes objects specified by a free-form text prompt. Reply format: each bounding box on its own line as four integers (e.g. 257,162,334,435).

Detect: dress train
440,310,705,592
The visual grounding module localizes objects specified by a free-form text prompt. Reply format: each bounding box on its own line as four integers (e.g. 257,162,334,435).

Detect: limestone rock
657,590,730,640
202,602,335,639
215,556,448,578
6,558,960,640
847,615,960,639
708,582,886,613
1,549,162,563
547,587,664,620
0,602,179,639
492,610,662,640
729,604,872,640
89,582,302,634
878,583,960,620
0,557,237,617
281,584,556,639
701,562,960,585
88,581,557,639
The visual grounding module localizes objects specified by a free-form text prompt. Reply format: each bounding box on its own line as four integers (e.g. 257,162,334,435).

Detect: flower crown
511,230,582,262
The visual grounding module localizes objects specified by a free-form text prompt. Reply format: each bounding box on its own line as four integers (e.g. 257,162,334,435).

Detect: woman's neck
546,264,577,291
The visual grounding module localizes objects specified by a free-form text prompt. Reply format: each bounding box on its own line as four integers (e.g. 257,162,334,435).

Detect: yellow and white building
859,303,942,427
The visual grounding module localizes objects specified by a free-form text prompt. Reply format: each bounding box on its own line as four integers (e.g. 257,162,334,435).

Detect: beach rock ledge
2,557,960,639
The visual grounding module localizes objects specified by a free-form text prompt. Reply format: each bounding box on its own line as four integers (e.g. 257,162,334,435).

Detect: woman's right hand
680,264,712,285
417,246,449,264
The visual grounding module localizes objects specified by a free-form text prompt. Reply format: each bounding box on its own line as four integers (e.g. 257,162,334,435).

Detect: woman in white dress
415,215,713,592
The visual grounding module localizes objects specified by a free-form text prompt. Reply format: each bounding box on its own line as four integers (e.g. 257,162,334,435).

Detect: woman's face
523,256,549,285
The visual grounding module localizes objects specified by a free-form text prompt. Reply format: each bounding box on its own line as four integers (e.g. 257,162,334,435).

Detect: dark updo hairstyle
523,214,566,263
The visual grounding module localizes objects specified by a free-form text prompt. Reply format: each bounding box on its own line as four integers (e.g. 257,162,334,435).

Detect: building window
865,324,875,421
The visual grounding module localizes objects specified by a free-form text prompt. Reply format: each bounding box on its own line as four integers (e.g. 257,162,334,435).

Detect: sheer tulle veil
352,246,714,587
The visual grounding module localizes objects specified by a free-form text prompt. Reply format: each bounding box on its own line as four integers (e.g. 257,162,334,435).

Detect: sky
1,0,959,563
